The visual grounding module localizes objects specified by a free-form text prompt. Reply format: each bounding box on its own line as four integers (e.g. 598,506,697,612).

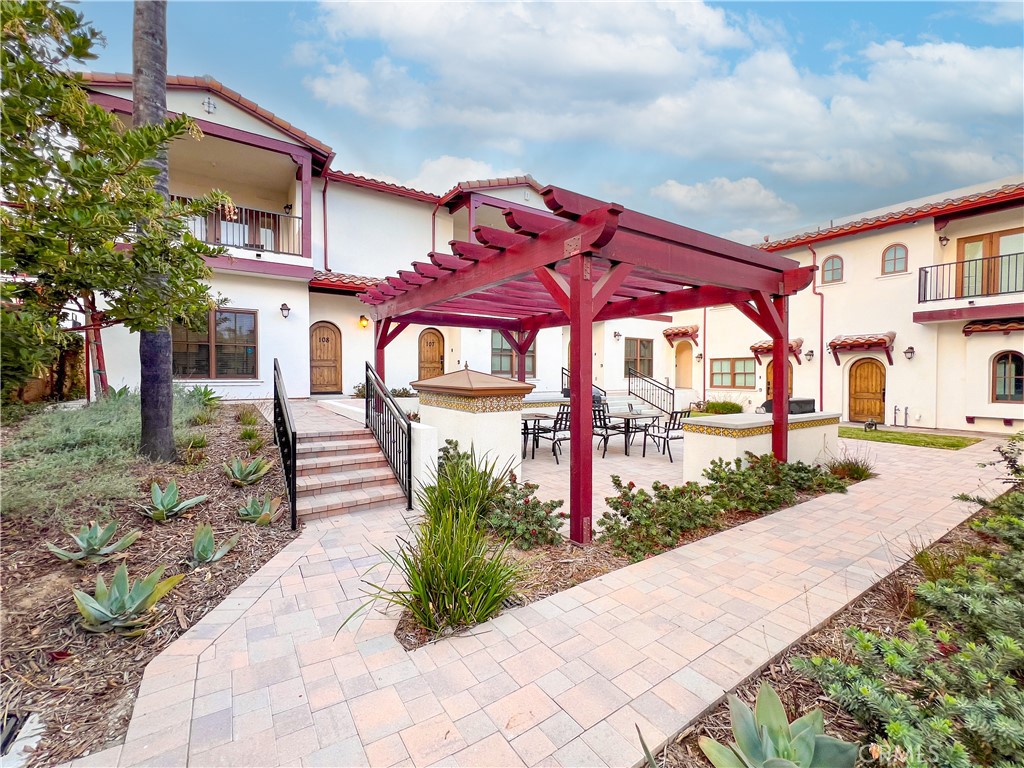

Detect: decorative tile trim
680,415,839,439
420,392,527,413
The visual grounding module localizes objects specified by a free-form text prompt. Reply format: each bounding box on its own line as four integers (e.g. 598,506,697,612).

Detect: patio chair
592,406,628,458
642,408,691,462
534,404,571,463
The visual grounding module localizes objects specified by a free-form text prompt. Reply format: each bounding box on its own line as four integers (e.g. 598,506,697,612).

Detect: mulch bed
0,404,299,768
659,512,994,767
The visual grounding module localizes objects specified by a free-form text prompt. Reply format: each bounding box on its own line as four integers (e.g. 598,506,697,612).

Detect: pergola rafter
358,186,816,543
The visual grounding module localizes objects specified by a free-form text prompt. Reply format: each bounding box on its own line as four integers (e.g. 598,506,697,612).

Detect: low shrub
825,447,877,481
245,437,267,454
187,385,221,409
239,426,260,441
177,431,208,450
418,440,510,523
485,474,565,550
352,383,366,399
704,399,744,414
235,405,260,425
189,409,213,426
390,387,416,398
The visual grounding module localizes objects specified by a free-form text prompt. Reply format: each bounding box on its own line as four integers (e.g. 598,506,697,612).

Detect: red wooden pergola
358,186,815,544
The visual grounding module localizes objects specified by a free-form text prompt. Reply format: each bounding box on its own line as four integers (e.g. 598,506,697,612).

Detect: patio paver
65,419,1007,768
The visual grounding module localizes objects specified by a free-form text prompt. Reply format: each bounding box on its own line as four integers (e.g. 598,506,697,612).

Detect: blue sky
80,1,1023,242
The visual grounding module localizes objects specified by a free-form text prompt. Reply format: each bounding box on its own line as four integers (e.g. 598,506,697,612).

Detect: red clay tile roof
325,171,440,203
762,183,1024,252
310,271,381,292
662,325,700,345
750,338,804,354
438,175,545,206
828,331,896,352
80,72,333,158
963,318,1024,336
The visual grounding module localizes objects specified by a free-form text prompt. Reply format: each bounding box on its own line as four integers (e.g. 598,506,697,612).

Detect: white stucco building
84,74,1023,434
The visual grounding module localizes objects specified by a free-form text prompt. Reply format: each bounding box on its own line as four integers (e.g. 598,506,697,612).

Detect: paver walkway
67,431,1006,768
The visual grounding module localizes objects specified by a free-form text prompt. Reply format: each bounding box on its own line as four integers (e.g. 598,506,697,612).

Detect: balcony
172,197,302,257
918,253,1023,302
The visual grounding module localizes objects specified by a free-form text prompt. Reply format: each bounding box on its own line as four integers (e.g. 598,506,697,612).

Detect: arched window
993,351,1024,402
882,244,908,275
821,255,843,284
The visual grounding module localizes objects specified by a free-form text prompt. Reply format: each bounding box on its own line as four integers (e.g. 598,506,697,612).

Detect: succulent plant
237,495,281,525
46,520,140,564
191,523,239,565
140,480,208,522
72,563,184,635
189,385,221,408
698,683,857,768
224,457,273,487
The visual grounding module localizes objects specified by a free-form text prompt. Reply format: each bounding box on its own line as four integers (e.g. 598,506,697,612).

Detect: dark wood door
765,360,793,400
849,358,885,423
418,329,444,380
310,321,342,394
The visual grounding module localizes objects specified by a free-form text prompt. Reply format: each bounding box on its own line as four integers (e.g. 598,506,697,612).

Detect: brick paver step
296,466,398,495
296,484,407,517
296,427,372,442
295,437,380,457
296,451,390,476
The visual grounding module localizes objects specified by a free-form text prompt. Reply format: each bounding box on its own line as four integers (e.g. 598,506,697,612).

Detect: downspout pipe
430,199,442,252
321,176,331,271
808,245,824,410
701,306,708,404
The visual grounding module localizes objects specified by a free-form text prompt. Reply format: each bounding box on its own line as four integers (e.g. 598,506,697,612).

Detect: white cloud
404,155,524,195
652,177,799,220
721,227,765,246
971,2,1024,25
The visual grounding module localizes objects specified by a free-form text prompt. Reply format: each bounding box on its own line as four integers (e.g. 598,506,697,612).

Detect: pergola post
770,295,790,461
374,319,388,383
568,253,594,544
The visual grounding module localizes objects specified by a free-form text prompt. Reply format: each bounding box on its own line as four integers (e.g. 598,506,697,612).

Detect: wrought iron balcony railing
918,252,1023,302
172,196,303,257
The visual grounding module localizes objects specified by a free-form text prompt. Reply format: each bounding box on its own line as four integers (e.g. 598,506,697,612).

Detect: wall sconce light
804,349,814,362
279,303,290,318
695,353,703,362
283,203,293,215
903,346,915,360
613,331,622,341
938,235,950,247
358,315,370,329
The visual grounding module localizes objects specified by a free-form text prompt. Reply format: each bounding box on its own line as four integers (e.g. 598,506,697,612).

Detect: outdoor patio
61,400,1007,767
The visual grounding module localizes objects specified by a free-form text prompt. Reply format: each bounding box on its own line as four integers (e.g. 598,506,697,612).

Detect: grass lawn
839,426,982,450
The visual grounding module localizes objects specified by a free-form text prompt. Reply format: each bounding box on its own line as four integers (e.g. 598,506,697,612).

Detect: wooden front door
418,329,444,380
765,360,793,400
309,321,342,394
849,358,885,423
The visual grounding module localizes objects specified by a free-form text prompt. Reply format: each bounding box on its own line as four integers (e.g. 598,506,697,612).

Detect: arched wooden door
309,321,342,394
418,329,444,380
765,360,793,400
849,358,885,422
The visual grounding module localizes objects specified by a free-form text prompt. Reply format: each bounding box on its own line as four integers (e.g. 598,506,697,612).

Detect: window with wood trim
172,309,258,379
822,255,843,283
882,244,908,275
623,337,654,377
490,331,535,377
710,358,756,389
993,351,1023,403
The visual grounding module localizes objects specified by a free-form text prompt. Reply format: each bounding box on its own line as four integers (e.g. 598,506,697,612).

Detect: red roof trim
963,318,1024,336
438,175,544,207
662,325,699,347
324,171,439,203
762,183,1024,252
827,331,896,366
310,270,382,293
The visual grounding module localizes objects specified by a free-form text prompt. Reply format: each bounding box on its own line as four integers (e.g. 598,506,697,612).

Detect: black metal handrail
561,367,606,397
272,359,298,530
365,363,413,510
918,252,1023,302
627,367,674,414
171,195,302,256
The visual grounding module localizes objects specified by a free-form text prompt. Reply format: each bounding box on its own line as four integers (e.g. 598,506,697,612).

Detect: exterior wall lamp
804,349,814,362
695,353,703,362
358,315,370,329
279,303,290,318
613,331,622,340
283,203,293,215
903,346,915,360
938,235,950,247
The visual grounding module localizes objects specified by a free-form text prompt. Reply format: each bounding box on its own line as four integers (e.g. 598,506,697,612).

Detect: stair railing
364,363,413,510
272,359,298,530
561,367,606,398
627,367,674,414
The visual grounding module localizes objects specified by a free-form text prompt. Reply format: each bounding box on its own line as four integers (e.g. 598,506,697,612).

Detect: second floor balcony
173,196,302,257
918,253,1024,302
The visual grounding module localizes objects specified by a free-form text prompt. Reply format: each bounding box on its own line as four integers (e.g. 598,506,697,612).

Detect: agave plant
191,524,239,565
72,563,184,636
224,457,273,487
237,495,281,525
46,520,141,564
189,385,221,408
698,683,857,768
140,480,208,522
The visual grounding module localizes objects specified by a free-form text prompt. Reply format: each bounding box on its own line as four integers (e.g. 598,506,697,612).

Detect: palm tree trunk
133,0,175,461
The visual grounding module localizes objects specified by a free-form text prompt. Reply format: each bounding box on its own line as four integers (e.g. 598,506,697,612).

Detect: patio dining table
521,412,557,458
605,411,661,456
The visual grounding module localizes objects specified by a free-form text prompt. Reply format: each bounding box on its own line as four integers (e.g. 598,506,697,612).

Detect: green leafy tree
0,1,228,427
